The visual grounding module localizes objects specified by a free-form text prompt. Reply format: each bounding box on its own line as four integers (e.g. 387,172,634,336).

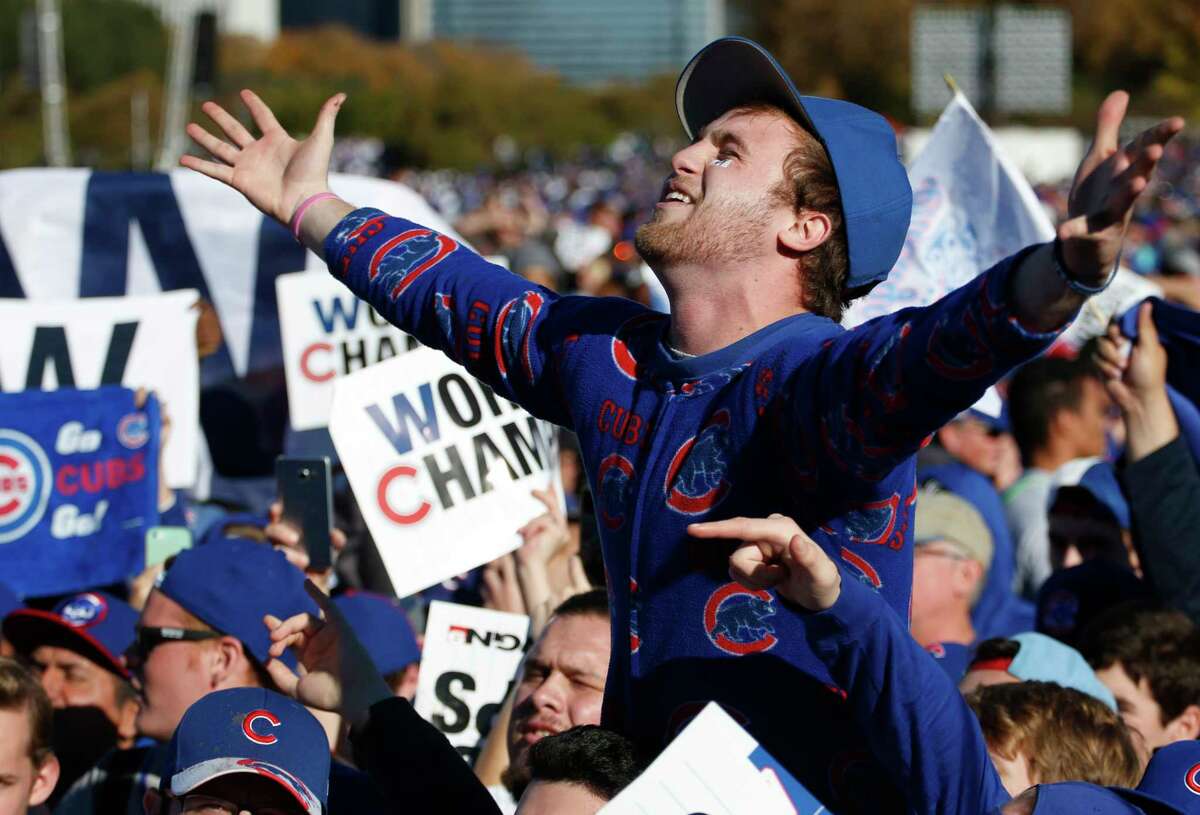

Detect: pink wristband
290,192,338,240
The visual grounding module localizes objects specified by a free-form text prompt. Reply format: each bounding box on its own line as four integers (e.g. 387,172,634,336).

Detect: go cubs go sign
329,348,559,598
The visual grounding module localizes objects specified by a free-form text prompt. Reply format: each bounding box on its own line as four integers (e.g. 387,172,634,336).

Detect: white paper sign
601,703,828,815
277,271,419,431
329,348,559,597
0,290,200,488
414,600,530,761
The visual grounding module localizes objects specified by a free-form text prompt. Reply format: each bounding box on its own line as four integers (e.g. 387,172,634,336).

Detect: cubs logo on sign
703,582,777,656
597,454,635,530
0,429,52,545
611,313,665,381
57,593,109,628
116,413,149,450
368,228,458,300
1186,762,1200,796
242,709,281,745
494,292,545,383
664,409,732,515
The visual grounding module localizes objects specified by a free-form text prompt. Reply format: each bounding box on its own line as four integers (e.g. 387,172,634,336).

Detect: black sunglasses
126,626,222,667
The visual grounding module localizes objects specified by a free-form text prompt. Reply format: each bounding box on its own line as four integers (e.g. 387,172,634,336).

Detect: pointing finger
688,516,799,545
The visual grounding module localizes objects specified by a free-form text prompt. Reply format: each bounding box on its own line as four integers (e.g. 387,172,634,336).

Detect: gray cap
915,489,994,572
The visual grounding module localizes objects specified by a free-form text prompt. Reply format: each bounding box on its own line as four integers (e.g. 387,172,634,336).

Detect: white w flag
844,91,1055,327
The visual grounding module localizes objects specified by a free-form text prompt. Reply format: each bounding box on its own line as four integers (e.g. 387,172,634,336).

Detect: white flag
844,91,1055,327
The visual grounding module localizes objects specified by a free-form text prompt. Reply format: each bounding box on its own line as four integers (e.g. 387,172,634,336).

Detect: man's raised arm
180,90,580,425
689,515,1010,815
797,92,1183,479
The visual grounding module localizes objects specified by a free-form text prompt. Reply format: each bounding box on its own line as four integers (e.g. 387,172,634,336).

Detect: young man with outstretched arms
181,36,1180,808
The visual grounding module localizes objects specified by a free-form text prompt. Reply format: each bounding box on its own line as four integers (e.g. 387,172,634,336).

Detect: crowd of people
3,35,1200,815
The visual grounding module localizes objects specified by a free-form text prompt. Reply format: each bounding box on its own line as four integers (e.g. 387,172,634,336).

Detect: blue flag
0,386,160,597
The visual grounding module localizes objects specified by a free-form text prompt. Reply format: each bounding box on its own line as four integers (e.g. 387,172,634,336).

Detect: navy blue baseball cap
4,590,137,680
1036,560,1151,648
1129,740,1200,813
675,36,913,291
157,539,318,668
163,687,328,814
332,591,420,676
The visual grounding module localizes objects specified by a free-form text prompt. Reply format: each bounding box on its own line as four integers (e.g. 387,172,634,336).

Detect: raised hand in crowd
688,514,842,611
1094,301,1178,460
1014,93,1183,332
514,488,591,636
265,501,349,593
182,90,354,250
264,580,390,728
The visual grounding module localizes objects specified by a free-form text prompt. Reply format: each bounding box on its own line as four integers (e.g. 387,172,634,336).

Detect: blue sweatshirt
324,210,1067,809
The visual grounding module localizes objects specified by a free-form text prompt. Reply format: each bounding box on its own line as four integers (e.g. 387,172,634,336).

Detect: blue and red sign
0,387,160,597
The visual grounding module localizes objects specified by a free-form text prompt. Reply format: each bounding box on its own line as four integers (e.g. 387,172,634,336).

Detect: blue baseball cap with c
163,687,328,814
675,37,913,291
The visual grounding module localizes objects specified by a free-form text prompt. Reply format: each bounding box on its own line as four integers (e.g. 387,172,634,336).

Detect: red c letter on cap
242,709,281,745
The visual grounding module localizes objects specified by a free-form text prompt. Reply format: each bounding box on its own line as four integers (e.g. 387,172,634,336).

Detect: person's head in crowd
0,658,58,815
142,687,328,815
936,409,1009,480
960,633,1117,711
1047,460,1138,575
515,725,640,815
966,680,1140,796
1007,357,1111,471
331,592,420,701
1079,607,1200,760
1036,560,1152,649
0,584,22,659
502,589,611,801
126,539,316,742
910,488,993,647
995,739,1200,815
3,591,141,800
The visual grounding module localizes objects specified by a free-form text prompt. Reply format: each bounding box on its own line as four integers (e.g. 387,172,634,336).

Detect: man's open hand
181,89,344,226
688,514,841,611
1059,92,1183,284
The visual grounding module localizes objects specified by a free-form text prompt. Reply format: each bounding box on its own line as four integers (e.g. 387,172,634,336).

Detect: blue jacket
324,209,1066,810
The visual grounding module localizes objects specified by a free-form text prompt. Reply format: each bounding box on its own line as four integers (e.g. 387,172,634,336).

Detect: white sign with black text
0,290,200,488
329,348,559,597
414,600,530,761
277,271,418,431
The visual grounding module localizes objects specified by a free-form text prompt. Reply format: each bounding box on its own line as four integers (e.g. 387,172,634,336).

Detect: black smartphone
275,456,334,572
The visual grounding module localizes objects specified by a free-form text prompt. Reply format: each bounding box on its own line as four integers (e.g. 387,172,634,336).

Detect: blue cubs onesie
324,208,1068,812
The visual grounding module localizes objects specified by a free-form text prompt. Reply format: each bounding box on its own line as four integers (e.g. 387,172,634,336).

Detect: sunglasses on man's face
125,626,222,669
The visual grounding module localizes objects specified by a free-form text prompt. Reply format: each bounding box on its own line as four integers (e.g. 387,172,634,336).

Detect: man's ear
1166,704,1200,741
142,787,163,815
955,560,985,600
778,210,832,254
28,753,60,808
209,635,248,689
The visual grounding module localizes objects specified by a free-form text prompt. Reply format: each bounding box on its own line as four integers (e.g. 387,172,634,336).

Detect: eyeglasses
170,792,298,815
126,626,222,669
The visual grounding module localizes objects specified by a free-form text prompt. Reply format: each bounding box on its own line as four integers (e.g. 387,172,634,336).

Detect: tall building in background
429,0,726,84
